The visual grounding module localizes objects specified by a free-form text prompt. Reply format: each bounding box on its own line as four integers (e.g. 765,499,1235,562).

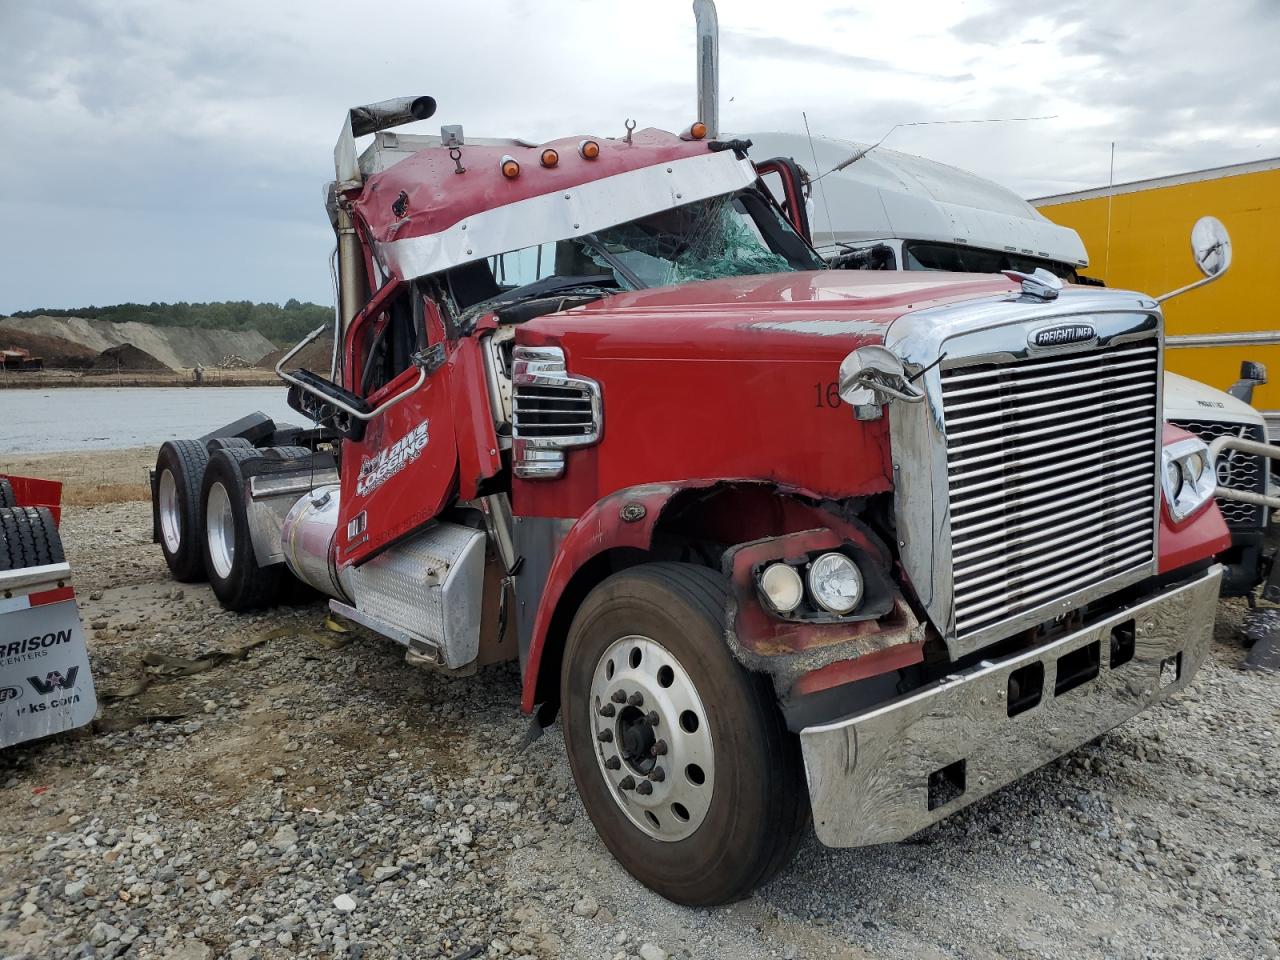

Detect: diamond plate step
340,521,486,668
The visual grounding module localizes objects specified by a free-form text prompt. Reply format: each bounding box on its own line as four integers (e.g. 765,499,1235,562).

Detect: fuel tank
280,485,349,601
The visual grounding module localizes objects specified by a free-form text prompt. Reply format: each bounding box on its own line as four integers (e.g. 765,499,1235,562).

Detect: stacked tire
0,505,65,571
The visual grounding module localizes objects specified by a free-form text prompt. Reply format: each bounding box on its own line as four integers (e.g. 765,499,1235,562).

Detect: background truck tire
0,506,65,571
0,478,14,508
154,439,210,583
201,447,284,611
560,562,808,906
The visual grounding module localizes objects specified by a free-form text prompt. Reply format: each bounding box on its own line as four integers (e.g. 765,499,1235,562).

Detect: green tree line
9,300,334,346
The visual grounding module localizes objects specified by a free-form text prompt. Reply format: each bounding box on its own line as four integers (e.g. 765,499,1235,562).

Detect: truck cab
151,98,1241,906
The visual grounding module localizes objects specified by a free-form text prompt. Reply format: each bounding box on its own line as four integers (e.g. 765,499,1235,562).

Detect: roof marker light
500,155,520,179
578,139,601,159
681,122,707,141
540,148,559,168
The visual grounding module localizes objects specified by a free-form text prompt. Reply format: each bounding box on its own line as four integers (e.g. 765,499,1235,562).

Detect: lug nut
646,711,660,726
650,739,668,757
597,729,613,743
619,775,636,790
604,756,621,770
611,690,627,704
599,703,616,718
627,691,644,707
650,766,666,782
636,780,653,795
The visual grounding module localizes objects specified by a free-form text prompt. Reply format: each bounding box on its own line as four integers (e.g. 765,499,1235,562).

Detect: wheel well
533,546,649,713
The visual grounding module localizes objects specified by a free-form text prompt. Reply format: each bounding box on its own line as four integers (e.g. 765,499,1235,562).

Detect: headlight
759,563,803,614
807,552,864,615
1162,437,1216,522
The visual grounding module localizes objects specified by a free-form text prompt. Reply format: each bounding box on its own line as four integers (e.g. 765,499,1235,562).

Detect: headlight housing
1162,437,1216,522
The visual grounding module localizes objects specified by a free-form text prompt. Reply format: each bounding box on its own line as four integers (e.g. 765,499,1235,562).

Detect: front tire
201,448,284,611
561,562,808,906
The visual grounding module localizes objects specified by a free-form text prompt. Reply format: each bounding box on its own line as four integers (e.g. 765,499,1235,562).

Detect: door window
354,286,422,398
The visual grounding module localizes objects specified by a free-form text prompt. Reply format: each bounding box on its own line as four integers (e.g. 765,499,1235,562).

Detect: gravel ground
1,500,1277,960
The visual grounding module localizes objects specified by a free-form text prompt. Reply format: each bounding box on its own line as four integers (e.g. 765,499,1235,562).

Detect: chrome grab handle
1208,435,1280,508
274,325,427,422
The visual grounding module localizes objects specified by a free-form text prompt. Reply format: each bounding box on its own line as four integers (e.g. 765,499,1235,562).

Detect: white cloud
1,0,1274,309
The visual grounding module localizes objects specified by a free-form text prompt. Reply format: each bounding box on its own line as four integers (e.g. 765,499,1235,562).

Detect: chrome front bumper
799,564,1222,847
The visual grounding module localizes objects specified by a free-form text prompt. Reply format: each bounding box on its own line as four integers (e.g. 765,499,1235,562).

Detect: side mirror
1191,215,1232,278
837,345,925,420
1226,359,1268,404
1156,215,1233,303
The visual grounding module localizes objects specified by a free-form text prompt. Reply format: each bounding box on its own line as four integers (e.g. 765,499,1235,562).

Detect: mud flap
1242,608,1280,672
1,597,97,747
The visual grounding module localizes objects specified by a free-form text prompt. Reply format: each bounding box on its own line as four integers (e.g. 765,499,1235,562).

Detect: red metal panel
447,338,502,500
1,475,63,525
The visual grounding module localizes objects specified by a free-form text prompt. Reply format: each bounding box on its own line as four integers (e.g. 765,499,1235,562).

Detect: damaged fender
722,527,925,696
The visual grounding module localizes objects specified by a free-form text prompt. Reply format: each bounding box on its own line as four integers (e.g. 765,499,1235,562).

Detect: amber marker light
540,148,559,168
500,155,521,178
578,139,601,159
681,122,708,141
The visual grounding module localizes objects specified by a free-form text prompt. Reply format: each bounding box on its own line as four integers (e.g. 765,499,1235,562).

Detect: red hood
519,270,1021,361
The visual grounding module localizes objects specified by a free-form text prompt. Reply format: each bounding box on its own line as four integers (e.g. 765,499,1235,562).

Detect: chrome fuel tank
280,485,348,601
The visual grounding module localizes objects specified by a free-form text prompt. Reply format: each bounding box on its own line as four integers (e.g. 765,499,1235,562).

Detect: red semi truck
149,96,1236,905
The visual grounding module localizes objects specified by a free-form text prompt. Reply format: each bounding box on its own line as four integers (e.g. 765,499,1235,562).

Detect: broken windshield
452,188,823,315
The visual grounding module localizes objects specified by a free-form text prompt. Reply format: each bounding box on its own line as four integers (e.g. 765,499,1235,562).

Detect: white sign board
0,599,97,747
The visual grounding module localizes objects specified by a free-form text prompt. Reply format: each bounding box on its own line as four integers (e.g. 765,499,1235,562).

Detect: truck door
336,281,458,567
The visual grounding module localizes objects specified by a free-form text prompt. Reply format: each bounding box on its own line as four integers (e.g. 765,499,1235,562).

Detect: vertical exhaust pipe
693,0,719,138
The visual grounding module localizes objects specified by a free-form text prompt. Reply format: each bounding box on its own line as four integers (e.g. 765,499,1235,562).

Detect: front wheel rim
205,481,236,580
589,634,715,842
158,468,181,553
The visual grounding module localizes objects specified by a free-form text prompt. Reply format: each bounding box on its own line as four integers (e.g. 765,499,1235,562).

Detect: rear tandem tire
0,478,15,508
155,439,211,583
0,506,65,571
560,562,809,906
200,448,284,611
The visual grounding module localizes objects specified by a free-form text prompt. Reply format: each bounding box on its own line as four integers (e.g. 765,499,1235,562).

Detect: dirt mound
258,334,334,372
93,343,169,371
0,329,97,368
0,316,275,370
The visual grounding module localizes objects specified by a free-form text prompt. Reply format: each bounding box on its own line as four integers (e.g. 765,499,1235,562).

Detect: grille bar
941,339,1160,639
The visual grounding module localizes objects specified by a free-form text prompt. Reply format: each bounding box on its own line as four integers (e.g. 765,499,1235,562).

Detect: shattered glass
585,195,796,288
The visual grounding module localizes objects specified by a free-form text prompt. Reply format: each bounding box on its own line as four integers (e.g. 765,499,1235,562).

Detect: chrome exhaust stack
331,95,437,339
693,0,720,138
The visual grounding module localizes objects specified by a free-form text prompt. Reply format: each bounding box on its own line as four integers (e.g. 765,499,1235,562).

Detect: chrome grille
1168,419,1267,528
941,340,1160,638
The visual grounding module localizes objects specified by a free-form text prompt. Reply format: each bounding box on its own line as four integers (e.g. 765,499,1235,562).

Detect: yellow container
1035,158,1280,420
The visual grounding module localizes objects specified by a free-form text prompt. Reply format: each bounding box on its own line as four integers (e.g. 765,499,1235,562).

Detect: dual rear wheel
154,440,295,609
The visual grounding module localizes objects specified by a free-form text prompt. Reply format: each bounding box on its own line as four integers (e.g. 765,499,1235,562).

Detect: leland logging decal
357,420,430,496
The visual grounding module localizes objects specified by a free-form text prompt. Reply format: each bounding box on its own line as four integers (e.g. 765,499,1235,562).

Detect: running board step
336,521,486,669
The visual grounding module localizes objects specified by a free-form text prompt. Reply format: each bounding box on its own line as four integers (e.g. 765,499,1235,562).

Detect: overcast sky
2,0,1276,312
